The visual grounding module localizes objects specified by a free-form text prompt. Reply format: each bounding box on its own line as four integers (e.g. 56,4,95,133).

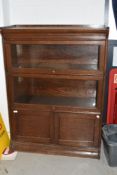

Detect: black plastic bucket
102,124,117,167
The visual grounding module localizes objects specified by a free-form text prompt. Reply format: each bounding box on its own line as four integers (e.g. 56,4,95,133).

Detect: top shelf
1,24,108,29
1,25,109,35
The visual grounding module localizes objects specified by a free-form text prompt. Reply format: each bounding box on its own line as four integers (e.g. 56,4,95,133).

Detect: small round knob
52,70,56,74
13,110,18,113
96,115,100,119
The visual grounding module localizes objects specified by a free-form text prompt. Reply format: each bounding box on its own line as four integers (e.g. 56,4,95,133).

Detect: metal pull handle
13,110,18,113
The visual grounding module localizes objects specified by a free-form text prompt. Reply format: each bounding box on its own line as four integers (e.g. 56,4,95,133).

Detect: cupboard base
11,140,100,159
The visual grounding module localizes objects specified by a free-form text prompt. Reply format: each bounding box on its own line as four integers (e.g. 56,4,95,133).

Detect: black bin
102,124,117,167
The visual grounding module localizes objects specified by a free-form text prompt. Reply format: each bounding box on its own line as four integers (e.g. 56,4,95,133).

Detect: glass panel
14,77,98,108
11,44,99,71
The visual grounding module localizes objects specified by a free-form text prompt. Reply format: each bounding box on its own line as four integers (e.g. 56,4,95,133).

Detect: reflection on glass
11,44,99,71
14,77,98,108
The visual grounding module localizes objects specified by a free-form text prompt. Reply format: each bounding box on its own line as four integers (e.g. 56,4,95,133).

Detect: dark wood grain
11,140,100,159
13,110,54,144
56,113,101,147
1,25,108,158
14,77,97,98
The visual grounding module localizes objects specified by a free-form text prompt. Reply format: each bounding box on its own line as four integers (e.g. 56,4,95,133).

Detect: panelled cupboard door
55,113,101,147
12,110,54,144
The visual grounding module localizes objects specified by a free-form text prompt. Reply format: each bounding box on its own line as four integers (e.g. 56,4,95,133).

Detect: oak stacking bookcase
1,25,109,158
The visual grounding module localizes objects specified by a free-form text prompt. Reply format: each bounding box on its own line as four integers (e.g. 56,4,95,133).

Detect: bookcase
1,25,109,158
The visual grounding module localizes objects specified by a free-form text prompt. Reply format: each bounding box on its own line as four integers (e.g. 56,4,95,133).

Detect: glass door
9,43,105,75
11,76,103,109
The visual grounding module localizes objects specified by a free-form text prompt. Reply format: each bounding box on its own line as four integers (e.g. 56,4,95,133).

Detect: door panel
12,110,54,144
55,113,101,147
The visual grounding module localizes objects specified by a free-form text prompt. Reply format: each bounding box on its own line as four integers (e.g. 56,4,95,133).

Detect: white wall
0,0,4,26
0,37,9,132
9,0,105,25
2,0,10,25
108,0,117,40
0,0,10,132
108,0,117,66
